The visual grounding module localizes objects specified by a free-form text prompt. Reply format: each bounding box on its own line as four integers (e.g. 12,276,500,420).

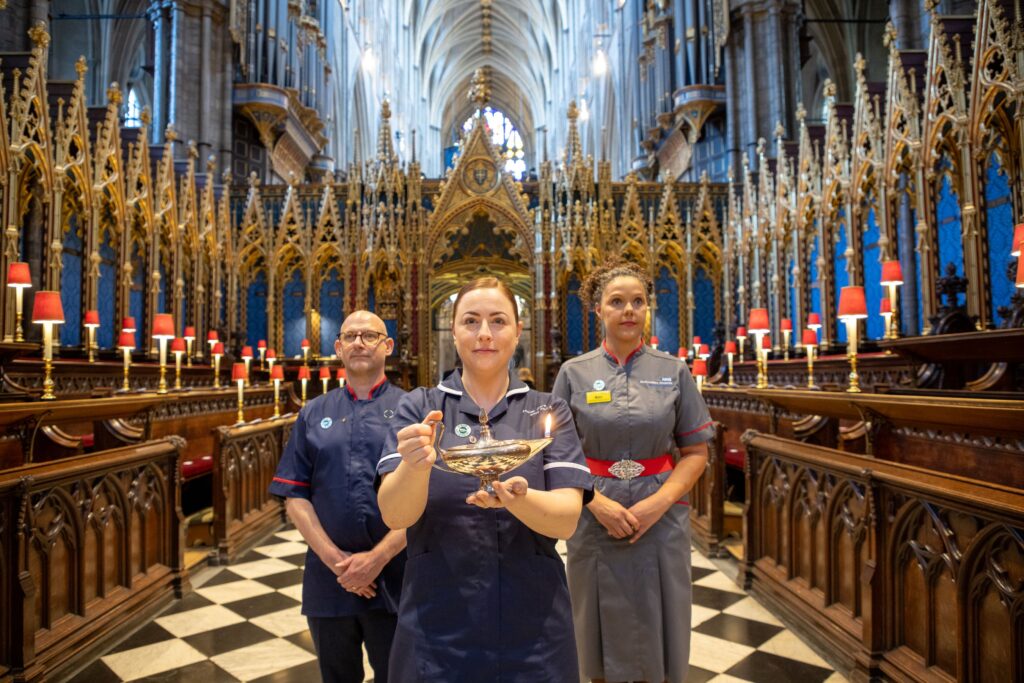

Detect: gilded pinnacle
28,23,50,49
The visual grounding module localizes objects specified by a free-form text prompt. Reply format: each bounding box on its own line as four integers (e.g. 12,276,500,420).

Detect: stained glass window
124,88,143,128
984,152,1014,325
460,107,526,180
655,267,679,355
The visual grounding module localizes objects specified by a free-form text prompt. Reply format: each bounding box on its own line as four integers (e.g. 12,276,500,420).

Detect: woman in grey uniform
552,259,714,683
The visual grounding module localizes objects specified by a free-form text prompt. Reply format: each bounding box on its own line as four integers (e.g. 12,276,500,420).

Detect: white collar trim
437,383,463,396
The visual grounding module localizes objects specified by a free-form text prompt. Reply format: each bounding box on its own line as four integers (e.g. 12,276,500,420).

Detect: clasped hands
396,410,530,509
588,491,671,543
327,547,385,599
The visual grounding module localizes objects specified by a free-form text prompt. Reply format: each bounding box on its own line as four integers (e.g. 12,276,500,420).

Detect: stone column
149,2,168,142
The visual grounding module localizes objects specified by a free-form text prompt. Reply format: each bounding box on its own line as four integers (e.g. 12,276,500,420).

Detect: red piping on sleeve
273,476,310,487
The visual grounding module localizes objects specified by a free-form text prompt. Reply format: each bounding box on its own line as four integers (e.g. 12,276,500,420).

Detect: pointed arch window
124,88,143,128
460,107,526,180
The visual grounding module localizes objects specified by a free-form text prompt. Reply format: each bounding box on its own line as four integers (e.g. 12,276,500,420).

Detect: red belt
586,454,674,479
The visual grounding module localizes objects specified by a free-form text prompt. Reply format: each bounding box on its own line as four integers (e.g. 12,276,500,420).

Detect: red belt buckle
586,454,674,479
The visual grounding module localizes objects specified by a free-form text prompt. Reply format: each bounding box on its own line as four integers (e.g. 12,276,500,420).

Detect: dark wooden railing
689,422,726,557
740,431,1024,682
0,438,186,683
211,415,296,565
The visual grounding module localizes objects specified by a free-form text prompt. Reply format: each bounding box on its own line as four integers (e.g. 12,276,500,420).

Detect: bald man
270,311,406,682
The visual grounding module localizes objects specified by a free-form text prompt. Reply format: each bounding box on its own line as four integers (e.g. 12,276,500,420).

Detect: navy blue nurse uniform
376,370,593,682
270,378,407,617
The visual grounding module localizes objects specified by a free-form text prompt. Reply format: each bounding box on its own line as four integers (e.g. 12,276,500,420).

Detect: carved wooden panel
742,431,1024,682
690,423,725,556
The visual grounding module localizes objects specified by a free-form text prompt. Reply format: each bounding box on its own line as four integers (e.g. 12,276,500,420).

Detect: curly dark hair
579,257,653,311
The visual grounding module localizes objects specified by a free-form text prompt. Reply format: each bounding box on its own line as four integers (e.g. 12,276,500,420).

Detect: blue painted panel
693,267,715,345
862,206,883,339
367,283,376,313
936,172,965,295
60,226,82,346
566,277,583,355
808,232,821,320
587,311,599,351
319,268,344,356
384,318,398,340
984,153,1014,325
655,267,680,355
129,242,145,348
246,271,268,348
833,212,849,342
97,232,116,348
283,269,306,357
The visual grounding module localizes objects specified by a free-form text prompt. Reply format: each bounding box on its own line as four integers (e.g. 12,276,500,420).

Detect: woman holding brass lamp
553,258,714,683
376,276,593,681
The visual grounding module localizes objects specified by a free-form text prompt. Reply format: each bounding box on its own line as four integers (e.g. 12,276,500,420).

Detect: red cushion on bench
80,433,94,448
181,455,213,480
724,448,746,469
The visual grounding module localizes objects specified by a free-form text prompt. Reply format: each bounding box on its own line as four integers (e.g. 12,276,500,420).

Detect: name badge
586,390,612,404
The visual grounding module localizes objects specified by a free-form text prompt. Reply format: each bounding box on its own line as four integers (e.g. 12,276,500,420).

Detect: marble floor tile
691,603,721,628
156,604,247,638
228,558,298,580
757,630,831,668
182,621,277,657
250,605,309,637
724,650,833,683
722,597,784,626
277,584,304,602
253,541,308,558
691,550,718,570
196,579,276,605
273,529,305,543
211,637,316,682
693,570,747,594
688,632,756,673
101,639,207,681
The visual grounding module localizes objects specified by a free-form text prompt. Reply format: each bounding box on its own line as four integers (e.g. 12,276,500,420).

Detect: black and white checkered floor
69,528,847,683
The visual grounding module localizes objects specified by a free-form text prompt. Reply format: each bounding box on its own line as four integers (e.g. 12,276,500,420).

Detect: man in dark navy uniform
270,310,406,683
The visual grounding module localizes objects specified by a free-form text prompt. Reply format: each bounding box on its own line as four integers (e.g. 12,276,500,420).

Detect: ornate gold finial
381,98,391,120
823,78,836,98
74,56,87,78
883,22,898,49
28,22,50,49
567,100,578,121
107,81,123,106
796,102,807,122
206,155,217,173
774,121,786,139
853,52,866,76
248,170,260,188
140,107,151,126
222,169,232,185
188,140,199,159
165,125,178,142
923,0,939,12
468,68,490,108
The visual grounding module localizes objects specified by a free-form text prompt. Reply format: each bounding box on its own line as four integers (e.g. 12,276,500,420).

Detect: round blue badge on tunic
320,417,333,429
454,424,471,438
593,379,606,391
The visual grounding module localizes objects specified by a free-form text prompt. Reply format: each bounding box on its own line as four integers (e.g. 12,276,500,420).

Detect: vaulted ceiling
404,0,567,146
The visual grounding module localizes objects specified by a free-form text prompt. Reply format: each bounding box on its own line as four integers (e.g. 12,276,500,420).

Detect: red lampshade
748,308,770,334
117,331,135,350
336,368,347,380
807,312,821,329
698,344,710,358
1016,251,1023,288
266,348,277,360
6,261,31,288
677,347,687,358
31,291,64,323
650,335,659,346
231,362,248,382
241,345,254,359
257,339,267,349
724,341,738,355
1010,223,1024,257
301,338,311,349
692,336,701,345
692,359,707,377
881,260,904,286
880,298,892,315
212,342,224,356
183,326,196,340
84,310,100,327
319,366,331,379
802,329,818,347
298,366,311,380
121,316,137,333
838,286,868,319
152,313,174,339
270,365,285,381
171,337,186,353
207,330,219,342
735,326,747,339
761,335,771,349
781,318,793,331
